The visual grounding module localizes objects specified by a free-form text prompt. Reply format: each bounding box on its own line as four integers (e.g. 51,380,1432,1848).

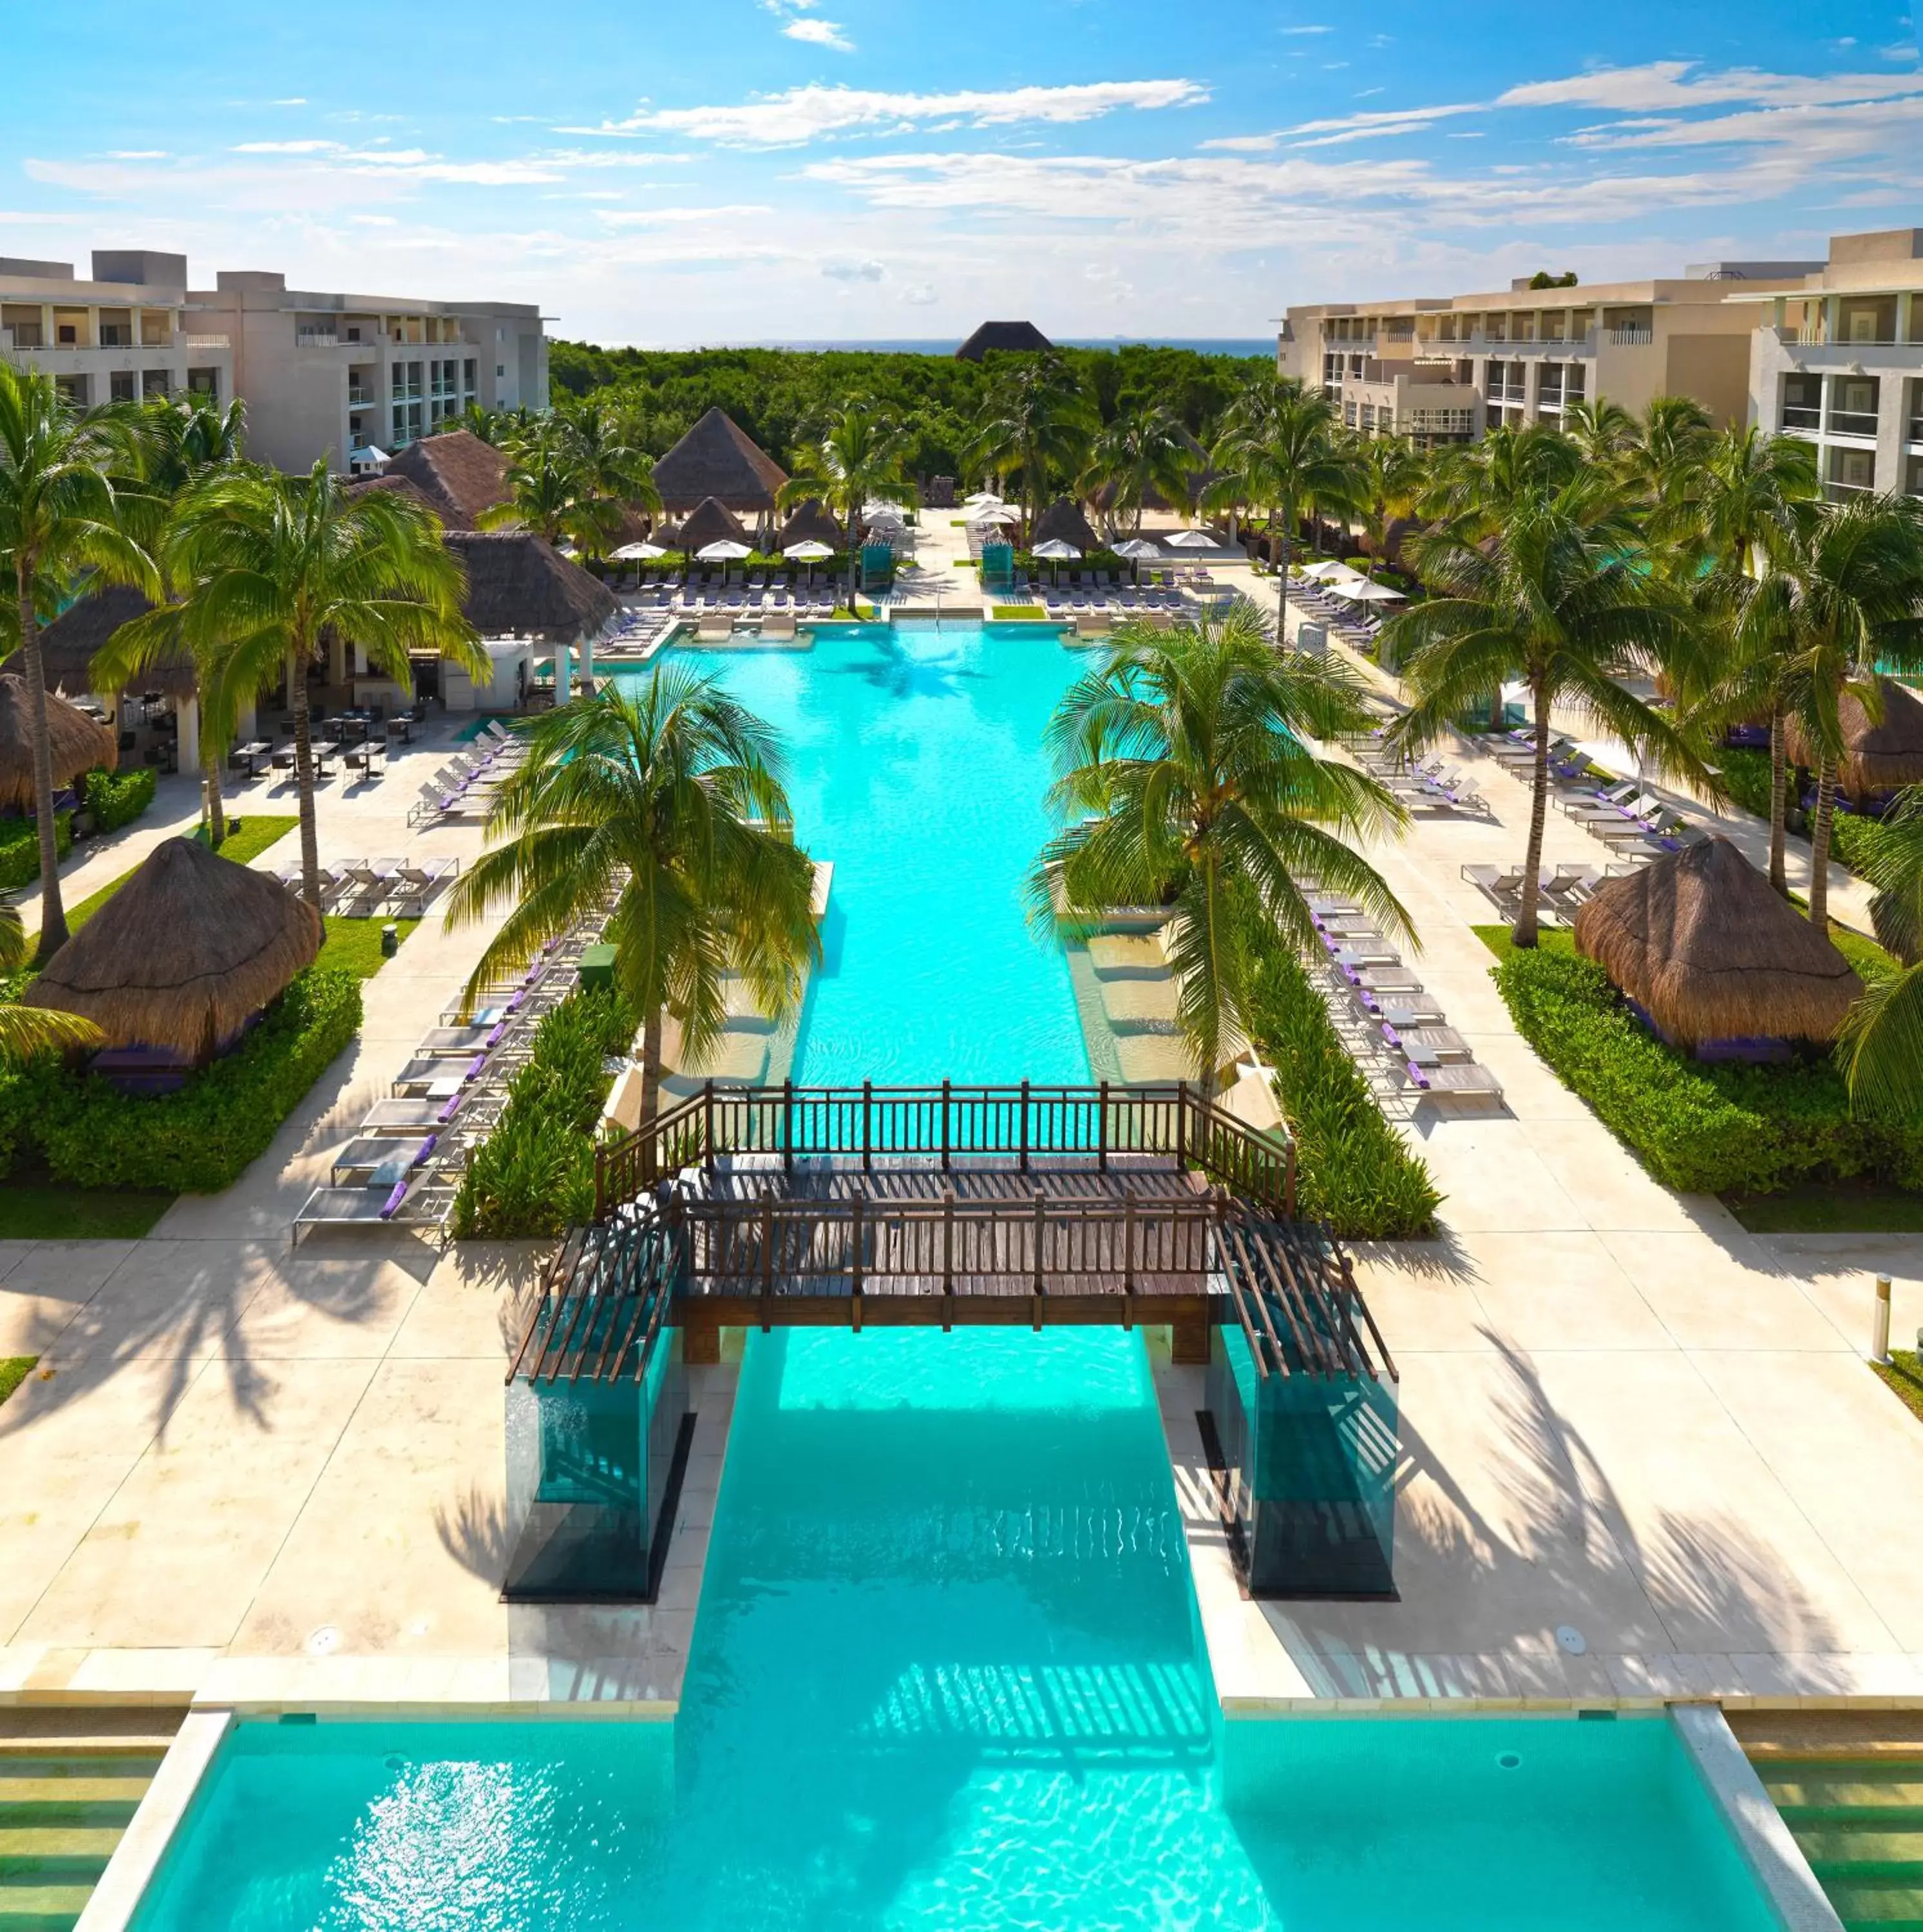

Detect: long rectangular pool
132,1331,1777,1931
634,623,1092,1087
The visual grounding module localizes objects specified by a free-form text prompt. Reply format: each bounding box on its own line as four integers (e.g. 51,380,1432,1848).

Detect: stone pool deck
3,607,1921,1718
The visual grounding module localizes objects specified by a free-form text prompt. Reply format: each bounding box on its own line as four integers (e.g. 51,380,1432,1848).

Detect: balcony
1607,326,1654,346
347,386,372,407
1780,404,1821,433
1826,410,1879,439
1824,480,1875,501
182,335,229,350
296,327,339,347
1911,417,1923,446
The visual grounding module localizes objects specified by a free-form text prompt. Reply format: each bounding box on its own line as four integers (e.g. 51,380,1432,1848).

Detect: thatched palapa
777,498,844,549
1032,498,1101,552
0,672,117,811
677,497,750,555
34,586,195,702
956,321,1053,362
23,837,323,1059
1572,835,1861,1048
650,408,786,514
378,430,510,529
1785,678,1923,799
442,532,616,642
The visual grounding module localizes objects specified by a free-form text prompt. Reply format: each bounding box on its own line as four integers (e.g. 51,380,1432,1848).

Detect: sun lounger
360,1096,463,1133
1350,965,1422,994
1407,1061,1504,1101
1462,864,1525,898
330,1135,438,1186
1373,996,1448,1025
292,1173,429,1245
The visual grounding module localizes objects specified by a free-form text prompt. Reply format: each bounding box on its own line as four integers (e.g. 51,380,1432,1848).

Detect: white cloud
1280,23,1331,32
784,17,853,50
902,283,938,305
233,139,342,154
1497,60,1923,111
563,79,1209,146
107,149,169,160
823,258,886,280
600,205,774,224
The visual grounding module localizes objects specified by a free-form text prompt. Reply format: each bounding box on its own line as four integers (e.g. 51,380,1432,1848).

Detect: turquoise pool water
136,1331,1774,1931
632,624,1091,1087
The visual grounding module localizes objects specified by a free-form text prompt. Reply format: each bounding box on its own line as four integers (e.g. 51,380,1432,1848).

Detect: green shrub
1492,947,1923,1195
83,766,156,833
0,811,73,892
1244,951,1443,1239
20,969,363,1192
450,989,632,1239
1717,747,1880,876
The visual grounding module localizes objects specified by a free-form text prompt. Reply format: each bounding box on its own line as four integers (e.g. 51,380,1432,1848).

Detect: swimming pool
133,1331,1776,1931
627,624,1092,1088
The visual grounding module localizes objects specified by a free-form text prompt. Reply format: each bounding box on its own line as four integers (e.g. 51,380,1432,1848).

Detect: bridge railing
595,1080,1296,1222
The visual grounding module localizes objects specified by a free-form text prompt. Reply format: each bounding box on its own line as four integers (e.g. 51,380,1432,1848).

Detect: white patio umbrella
1167,529,1218,550
1345,580,1405,604
783,538,834,589
1033,537,1081,587
1114,536,1160,585
697,538,753,587
963,491,1005,507
1298,558,1348,582
969,506,1019,526
609,541,667,562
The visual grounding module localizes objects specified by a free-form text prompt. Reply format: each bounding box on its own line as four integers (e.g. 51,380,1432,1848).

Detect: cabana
440,532,617,709
776,498,844,551
1031,498,1101,554
23,836,323,1070
650,408,787,543
1572,835,1862,1058
1785,677,1923,803
0,672,117,811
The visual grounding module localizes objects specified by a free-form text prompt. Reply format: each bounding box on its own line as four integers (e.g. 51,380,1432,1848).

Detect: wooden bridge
511,1082,1392,1390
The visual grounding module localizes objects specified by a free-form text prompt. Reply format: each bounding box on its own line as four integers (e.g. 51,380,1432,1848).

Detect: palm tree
477,437,625,558
154,460,486,906
779,401,916,605
1562,398,1636,468
1748,496,1923,935
1030,606,1412,1081
1671,426,1818,893
0,363,158,960
1208,385,1360,639
0,902,101,1063
1083,403,1195,536
554,397,661,522
1386,475,1711,947
967,359,1092,545
444,672,820,1124
1415,421,1581,537
1352,434,1426,581
1623,395,1714,513
1837,786,1923,1119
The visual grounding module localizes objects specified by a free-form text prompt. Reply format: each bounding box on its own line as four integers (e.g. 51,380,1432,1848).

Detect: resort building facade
0,247,546,473
1276,261,1817,448
1739,227,1923,502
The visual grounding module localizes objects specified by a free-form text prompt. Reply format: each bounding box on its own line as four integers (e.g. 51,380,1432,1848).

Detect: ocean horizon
601,336,1278,359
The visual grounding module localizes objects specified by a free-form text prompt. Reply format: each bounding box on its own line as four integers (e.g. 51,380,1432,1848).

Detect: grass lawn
317,916,420,978
0,1357,37,1410
1726,1185,1923,1235
1472,923,1576,961
66,814,299,931
1873,1351,1923,1428
0,1184,175,1240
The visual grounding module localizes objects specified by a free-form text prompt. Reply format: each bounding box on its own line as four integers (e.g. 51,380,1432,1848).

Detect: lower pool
133,1331,1775,1931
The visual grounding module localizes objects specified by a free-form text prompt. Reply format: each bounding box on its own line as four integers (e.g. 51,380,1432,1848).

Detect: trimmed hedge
451,989,633,1239
1718,746,1880,875
83,766,156,833
1493,945,1923,1196
0,811,73,892
1244,951,1443,1239
1,969,363,1193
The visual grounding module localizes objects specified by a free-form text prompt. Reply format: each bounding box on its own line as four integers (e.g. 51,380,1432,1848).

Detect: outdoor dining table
233,741,272,779
385,715,417,744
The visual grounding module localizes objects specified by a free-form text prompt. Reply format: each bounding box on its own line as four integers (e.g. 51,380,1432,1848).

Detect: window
53,374,89,404
464,358,477,387
142,370,171,397
109,370,135,402
497,364,506,379
187,367,218,397
1850,310,1879,343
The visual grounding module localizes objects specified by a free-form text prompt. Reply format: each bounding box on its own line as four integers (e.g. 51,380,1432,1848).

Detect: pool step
0,1716,180,1932
1761,1757,1923,1932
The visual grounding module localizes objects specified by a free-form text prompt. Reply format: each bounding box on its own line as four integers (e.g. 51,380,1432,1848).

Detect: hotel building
0,248,547,474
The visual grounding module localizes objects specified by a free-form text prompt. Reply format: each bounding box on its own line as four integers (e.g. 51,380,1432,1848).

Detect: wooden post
1285,1139,1298,1222
1032,1189,1045,1331
943,1187,955,1332
1175,1079,1188,1173
681,1307,721,1365
760,1198,775,1332
851,1191,865,1296
1019,1079,1030,1171
941,1078,951,1171
783,1077,794,1175
704,1081,715,1177
1170,1311,1211,1365
1098,1079,1109,1173
862,1079,873,1173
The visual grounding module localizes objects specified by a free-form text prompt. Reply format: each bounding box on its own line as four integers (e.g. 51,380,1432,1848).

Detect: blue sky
6,1,1922,345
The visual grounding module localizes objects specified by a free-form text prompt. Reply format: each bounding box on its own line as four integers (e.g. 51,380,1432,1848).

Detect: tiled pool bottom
131,1334,1777,1931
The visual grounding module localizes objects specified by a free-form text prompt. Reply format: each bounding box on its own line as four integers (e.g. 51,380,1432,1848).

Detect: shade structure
650,408,787,514
1329,578,1405,603
967,506,1019,527
1031,498,1100,553
677,497,751,556
1785,677,1923,799
1167,529,1218,550
1298,559,1349,581
1033,539,1081,560
1572,835,1862,1050
775,498,844,550
377,430,510,530
696,540,752,563
783,540,834,562
442,533,616,643
1113,538,1160,560
0,672,117,811
23,836,323,1059
35,585,196,702
963,491,1005,509
608,542,667,562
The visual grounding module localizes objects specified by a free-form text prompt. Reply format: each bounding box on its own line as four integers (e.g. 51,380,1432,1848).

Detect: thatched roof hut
1572,835,1862,1049
442,532,616,642
651,408,786,513
23,837,322,1059
1032,498,1100,551
956,321,1053,362
1785,678,1923,799
382,430,510,529
34,586,195,702
678,497,750,554
0,672,117,811
777,498,844,549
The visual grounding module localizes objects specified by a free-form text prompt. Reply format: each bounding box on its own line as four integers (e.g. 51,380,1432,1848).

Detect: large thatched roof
1785,678,1923,798
442,532,616,642
0,672,117,811
777,498,844,549
1032,498,1100,551
651,408,786,513
1573,835,1862,1048
23,837,322,1057
35,586,196,702
381,430,510,529
677,497,750,554
956,321,1052,361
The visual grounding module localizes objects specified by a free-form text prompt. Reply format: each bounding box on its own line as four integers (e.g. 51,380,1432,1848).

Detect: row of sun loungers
1484,732,1707,858
271,855,459,919
292,912,614,1244
1308,894,1504,1103
406,721,527,828
1291,582,1386,653
1461,861,1616,924
1345,734,1488,815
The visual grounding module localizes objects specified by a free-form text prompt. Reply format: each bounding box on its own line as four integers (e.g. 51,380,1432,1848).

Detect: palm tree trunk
17,553,70,965
199,705,227,849
640,1005,664,1128
846,506,858,609
1767,703,1788,896
290,650,322,908
1808,755,1837,938
1516,679,1552,949
1276,524,1291,645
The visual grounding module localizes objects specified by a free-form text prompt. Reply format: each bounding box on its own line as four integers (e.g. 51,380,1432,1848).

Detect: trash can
578,943,618,992
381,922,399,959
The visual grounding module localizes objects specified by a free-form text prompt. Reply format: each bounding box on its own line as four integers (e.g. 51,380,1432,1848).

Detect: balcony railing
1607,326,1654,346
1910,418,1923,445
1824,479,1875,500
1780,404,1821,432
0,328,44,350
1827,410,1879,438
296,328,338,346
347,387,372,407
182,334,230,350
